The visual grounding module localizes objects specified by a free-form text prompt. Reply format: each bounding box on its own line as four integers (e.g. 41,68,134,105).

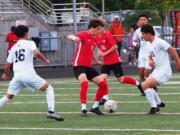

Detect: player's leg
0,77,23,108
99,65,111,105
27,73,64,121
89,68,108,115
141,76,160,114
73,66,89,116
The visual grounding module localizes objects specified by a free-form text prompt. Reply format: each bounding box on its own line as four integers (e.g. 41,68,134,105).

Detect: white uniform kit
148,36,172,84
133,27,159,68
7,39,46,95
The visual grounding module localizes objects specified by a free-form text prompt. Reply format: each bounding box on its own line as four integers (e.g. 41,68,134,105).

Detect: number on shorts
15,49,25,62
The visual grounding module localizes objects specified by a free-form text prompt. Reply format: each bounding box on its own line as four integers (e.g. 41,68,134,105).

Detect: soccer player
140,24,180,114
67,19,109,117
0,25,64,121
95,25,143,104
133,14,160,96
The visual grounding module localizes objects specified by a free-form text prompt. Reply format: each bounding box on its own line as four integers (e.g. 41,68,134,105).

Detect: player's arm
67,35,81,42
93,52,102,65
1,62,11,80
167,47,180,71
33,50,49,65
98,44,118,57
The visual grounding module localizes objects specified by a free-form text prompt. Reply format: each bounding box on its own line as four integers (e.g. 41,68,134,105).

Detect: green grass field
1,74,180,135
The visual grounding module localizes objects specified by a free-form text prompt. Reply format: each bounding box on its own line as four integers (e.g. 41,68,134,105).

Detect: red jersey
72,31,96,67
6,32,18,51
96,31,121,65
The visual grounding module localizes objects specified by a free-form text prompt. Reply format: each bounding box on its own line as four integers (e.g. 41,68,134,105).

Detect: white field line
0,127,180,132
4,101,180,104
0,92,180,96
1,80,180,87
1,111,180,115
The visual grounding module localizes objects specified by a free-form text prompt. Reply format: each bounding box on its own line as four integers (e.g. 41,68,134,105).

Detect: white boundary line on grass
0,127,180,132
4,100,180,104
1,111,180,115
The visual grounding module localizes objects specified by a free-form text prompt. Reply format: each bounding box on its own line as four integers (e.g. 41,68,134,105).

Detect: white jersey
149,36,172,75
7,39,37,73
133,27,159,60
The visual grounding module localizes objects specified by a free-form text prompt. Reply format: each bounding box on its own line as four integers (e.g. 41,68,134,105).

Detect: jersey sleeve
29,41,37,51
7,49,14,63
159,38,171,51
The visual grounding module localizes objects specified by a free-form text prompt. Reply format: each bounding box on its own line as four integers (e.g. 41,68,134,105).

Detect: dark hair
130,24,138,30
138,14,149,21
11,26,16,32
14,25,28,38
141,24,155,35
88,19,104,29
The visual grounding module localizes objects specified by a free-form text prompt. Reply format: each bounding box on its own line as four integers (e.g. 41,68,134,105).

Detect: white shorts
138,58,152,69
7,71,46,95
150,69,172,84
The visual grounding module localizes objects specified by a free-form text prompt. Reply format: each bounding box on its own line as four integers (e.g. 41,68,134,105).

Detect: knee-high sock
144,88,157,108
95,80,108,102
0,96,10,108
80,81,88,104
121,76,139,85
45,84,55,112
92,80,108,108
152,89,161,105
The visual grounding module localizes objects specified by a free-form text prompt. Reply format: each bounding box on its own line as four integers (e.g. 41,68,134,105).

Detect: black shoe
158,102,165,108
81,109,88,117
99,99,107,105
148,107,160,115
90,107,104,115
47,112,64,121
137,81,145,96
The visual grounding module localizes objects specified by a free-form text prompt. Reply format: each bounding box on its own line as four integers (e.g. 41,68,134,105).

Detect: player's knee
40,82,49,91
5,93,14,99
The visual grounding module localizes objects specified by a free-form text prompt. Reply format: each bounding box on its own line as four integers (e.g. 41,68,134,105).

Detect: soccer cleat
137,81,145,96
90,107,104,115
158,102,165,108
148,107,160,115
81,109,88,117
47,112,64,121
99,99,107,105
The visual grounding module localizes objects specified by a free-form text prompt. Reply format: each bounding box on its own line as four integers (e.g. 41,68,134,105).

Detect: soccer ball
104,100,118,113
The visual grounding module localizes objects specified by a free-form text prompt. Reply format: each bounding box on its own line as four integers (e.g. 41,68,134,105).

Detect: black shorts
101,62,124,78
73,66,100,81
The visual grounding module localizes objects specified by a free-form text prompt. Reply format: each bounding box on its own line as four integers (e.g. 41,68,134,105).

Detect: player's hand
44,60,50,65
97,49,105,57
96,60,102,66
1,74,8,80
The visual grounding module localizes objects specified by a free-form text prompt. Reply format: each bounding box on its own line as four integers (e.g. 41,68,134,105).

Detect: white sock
45,85,55,112
92,101,99,108
144,88,157,108
152,89,161,105
102,95,109,100
81,103,87,110
135,80,140,86
0,96,10,108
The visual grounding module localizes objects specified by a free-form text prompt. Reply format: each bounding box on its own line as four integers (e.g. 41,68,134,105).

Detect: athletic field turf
1,74,180,135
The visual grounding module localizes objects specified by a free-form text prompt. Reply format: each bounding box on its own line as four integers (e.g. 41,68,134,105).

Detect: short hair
130,24,138,30
141,24,155,35
138,14,149,21
14,25,28,38
11,26,16,32
88,19,104,29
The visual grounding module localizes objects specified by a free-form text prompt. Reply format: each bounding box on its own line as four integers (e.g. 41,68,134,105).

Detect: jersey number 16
15,49,25,62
